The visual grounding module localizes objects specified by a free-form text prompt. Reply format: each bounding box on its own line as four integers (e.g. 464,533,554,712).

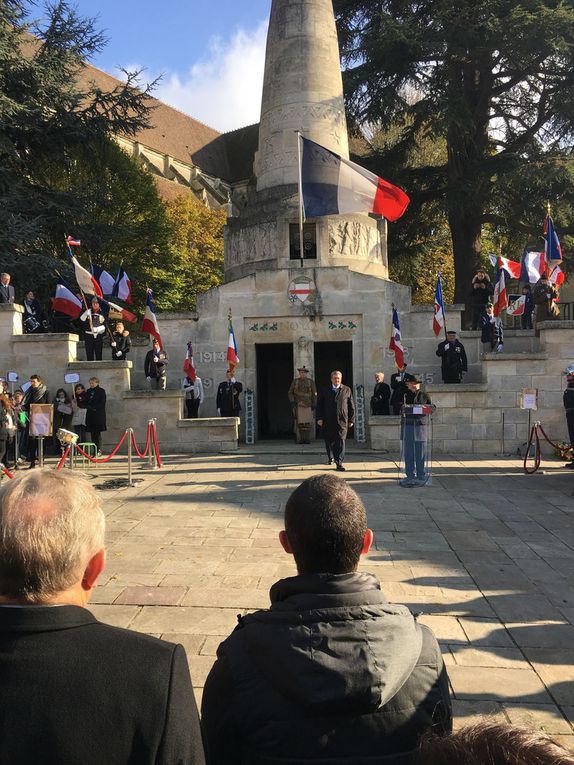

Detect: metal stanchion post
127,428,133,486
146,419,158,470
69,443,74,471
38,436,44,468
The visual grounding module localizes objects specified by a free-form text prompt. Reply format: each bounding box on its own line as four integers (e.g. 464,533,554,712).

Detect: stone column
255,0,349,191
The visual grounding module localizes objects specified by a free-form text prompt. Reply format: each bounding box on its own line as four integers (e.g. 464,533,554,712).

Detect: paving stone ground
81,447,574,746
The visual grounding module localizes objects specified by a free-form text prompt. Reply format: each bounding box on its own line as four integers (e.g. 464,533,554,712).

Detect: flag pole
296,130,305,269
438,273,448,339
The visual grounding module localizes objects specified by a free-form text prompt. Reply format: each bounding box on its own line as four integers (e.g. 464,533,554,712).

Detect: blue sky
40,1,272,131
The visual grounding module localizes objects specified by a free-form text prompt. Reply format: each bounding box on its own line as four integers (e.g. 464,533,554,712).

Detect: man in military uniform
436,331,468,384
216,371,243,418
80,298,107,361
288,366,317,444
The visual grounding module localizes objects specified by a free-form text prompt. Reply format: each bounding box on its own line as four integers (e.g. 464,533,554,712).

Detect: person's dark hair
29,375,42,384
417,722,574,765
284,474,367,574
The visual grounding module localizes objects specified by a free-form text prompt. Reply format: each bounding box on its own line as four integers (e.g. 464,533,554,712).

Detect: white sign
7,371,19,383
520,389,538,410
64,372,80,384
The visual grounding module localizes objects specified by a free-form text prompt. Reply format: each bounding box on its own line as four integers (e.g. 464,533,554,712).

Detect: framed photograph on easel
30,404,54,437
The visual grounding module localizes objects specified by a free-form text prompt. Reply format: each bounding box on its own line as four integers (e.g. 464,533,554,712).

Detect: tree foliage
334,0,574,301
165,194,226,312
0,0,180,311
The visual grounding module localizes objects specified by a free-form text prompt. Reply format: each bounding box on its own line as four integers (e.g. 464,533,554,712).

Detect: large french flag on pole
227,313,240,373
141,289,162,345
53,279,83,318
492,270,508,317
300,136,410,222
433,275,446,336
389,308,405,369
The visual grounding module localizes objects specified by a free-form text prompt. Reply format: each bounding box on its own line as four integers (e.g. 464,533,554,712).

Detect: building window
289,223,317,260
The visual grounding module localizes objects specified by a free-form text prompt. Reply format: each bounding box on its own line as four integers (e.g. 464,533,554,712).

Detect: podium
399,404,435,488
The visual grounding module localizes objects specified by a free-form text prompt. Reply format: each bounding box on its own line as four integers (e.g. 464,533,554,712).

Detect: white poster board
7,371,19,383
64,372,80,384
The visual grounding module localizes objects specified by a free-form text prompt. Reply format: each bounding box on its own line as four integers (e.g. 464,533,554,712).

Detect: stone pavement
83,447,574,746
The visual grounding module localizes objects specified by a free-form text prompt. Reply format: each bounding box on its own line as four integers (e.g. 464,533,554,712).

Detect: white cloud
153,21,268,133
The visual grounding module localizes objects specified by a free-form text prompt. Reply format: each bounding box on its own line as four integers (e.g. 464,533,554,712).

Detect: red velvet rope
75,430,128,463
130,423,151,459
56,447,71,470
523,422,563,475
151,422,162,468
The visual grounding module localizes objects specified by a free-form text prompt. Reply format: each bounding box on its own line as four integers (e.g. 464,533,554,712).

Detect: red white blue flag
489,253,522,280
103,298,137,324
183,341,196,381
493,269,508,317
91,264,115,296
300,136,410,222
141,289,161,345
544,214,563,265
389,308,405,369
112,266,133,305
227,316,239,372
53,279,82,318
433,275,446,336
65,236,103,298
520,249,565,286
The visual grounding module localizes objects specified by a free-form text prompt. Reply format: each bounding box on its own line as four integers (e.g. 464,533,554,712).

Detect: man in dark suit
216,370,243,417
316,370,355,471
0,273,15,304
0,470,205,765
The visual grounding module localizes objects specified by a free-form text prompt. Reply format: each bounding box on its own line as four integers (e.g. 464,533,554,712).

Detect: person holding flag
80,297,107,361
182,342,204,418
533,273,559,322
109,321,131,361
216,371,243,418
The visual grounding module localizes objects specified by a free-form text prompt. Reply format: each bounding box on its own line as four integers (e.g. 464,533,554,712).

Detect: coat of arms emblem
288,277,315,305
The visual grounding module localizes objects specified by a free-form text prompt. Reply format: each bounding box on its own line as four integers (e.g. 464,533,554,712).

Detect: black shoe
27,463,36,470
565,462,574,469
336,464,346,471
327,458,333,465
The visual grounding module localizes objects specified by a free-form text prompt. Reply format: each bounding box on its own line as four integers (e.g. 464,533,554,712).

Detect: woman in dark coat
85,376,106,455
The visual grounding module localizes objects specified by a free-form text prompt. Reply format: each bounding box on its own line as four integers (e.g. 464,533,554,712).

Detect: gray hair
0,470,105,602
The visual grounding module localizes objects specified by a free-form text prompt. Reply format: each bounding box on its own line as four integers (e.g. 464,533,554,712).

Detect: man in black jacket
316,370,354,471
0,469,205,765
0,273,15,304
436,331,468,383
202,474,452,765
145,339,169,389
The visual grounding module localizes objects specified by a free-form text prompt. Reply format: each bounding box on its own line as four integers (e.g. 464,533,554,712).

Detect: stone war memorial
1,0,573,457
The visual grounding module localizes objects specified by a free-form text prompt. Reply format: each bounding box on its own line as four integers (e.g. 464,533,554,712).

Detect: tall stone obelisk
255,0,349,191
225,0,388,282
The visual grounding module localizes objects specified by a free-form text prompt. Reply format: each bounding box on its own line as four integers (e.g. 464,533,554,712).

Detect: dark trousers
403,427,427,480
0,437,7,466
90,431,102,452
521,312,533,330
324,435,345,465
186,399,200,418
85,335,103,361
567,411,574,447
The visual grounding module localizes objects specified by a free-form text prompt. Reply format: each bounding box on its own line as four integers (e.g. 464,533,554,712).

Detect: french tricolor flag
227,317,239,373
389,308,405,370
493,270,508,317
301,137,410,222
112,266,132,305
433,275,446,336
53,279,83,318
141,289,161,345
